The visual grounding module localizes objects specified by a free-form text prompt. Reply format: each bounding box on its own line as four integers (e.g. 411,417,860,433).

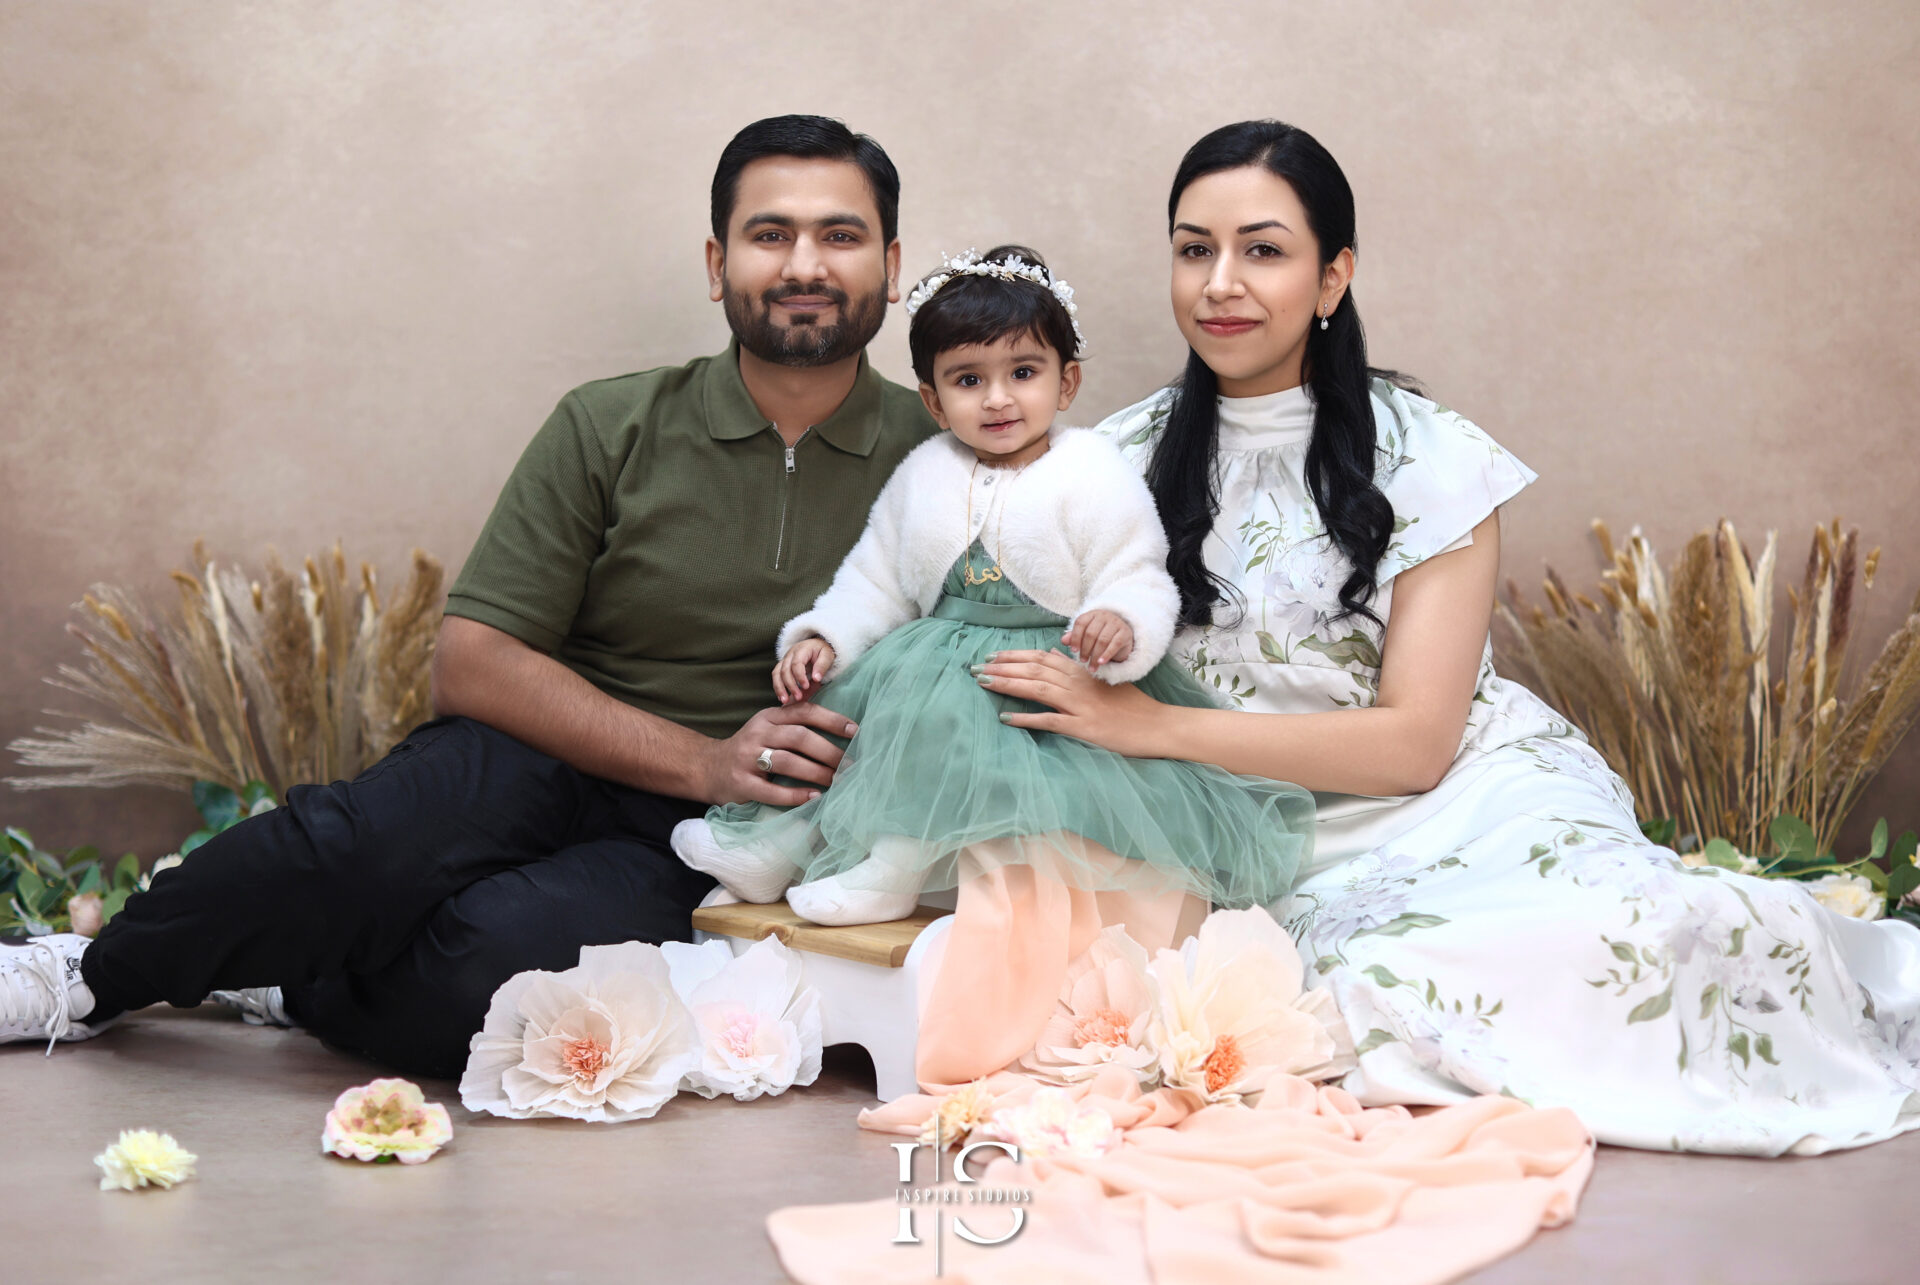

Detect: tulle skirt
705,596,1313,907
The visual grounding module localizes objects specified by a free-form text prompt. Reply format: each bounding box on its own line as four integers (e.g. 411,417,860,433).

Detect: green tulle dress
704,544,1314,907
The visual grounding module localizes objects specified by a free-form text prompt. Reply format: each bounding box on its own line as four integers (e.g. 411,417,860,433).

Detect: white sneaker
207,986,295,1028
0,934,114,1053
670,818,794,904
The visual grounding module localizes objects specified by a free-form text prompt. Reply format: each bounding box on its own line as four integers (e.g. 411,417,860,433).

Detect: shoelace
0,940,75,1054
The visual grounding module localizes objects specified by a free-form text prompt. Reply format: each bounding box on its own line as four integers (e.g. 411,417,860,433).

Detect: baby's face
917,333,1081,468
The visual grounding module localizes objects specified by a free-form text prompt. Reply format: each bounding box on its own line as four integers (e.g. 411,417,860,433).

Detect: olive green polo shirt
445,341,936,739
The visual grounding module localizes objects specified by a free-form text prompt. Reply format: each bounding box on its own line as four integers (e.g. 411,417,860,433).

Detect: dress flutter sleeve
1368,379,1537,584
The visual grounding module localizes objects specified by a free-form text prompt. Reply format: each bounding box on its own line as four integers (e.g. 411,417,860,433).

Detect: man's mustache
762,284,850,307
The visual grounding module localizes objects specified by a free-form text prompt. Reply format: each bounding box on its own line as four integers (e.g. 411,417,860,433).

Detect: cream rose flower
659,937,822,1102
95,1129,196,1190
460,941,699,1122
1020,925,1160,1086
322,1078,453,1164
983,1088,1119,1160
1805,873,1885,921
918,1081,997,1148
67,892,105,938
1149,906,1355,1105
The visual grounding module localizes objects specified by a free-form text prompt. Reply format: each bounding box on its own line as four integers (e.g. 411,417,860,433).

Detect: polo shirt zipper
773,428,812,570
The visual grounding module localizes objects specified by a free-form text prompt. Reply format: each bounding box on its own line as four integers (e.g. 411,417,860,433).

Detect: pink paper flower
1021,925,1160,1086
321,1079,451,1164
660,937,823,1102
460,941,698,1122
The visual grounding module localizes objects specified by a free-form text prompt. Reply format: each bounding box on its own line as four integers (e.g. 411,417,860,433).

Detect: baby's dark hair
907,245,1083,384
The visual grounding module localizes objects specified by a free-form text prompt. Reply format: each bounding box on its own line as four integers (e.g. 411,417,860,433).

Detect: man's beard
723,278,888,368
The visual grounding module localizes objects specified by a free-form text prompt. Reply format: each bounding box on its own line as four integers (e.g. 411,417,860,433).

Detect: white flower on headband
904,248,1087,355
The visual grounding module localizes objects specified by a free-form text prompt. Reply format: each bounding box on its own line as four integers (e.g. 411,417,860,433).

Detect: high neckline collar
1216,382,1312,448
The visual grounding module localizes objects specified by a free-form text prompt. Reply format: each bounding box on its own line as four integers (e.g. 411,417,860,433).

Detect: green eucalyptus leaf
1888,860,1920,905
179,829,214,857
1639,818,1678,847
1728,1031,1751,1068
1702,838,1746,871
100,886,131,925
1890,830,1918,869
1768,815,1820,868
1866,818,1889,863
240,780,276,810
76,865,102,896
192,780,242,830
114,853,141,889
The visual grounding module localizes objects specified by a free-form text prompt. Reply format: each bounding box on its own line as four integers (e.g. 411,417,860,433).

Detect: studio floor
4,1004,1911,1284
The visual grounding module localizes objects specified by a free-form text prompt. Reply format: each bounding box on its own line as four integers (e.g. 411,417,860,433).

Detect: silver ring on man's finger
754,747,776,775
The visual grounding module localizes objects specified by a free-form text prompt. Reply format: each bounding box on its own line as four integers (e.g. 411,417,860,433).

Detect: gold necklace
962,460,1022,586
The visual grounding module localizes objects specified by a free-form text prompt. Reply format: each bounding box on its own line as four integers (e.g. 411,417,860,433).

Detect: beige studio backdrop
3,0,1917,858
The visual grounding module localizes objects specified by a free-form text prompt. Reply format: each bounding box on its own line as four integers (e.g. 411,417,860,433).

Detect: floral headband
902,248,1087,355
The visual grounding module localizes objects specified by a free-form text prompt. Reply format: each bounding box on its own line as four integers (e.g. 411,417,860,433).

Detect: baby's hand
1064,610,1133,672
774,637,836,705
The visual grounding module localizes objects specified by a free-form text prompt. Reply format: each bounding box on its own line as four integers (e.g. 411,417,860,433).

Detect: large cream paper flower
1149,906,1355,1105
460,942,698,1122
660,937,823,1102
1020,925,1160,1086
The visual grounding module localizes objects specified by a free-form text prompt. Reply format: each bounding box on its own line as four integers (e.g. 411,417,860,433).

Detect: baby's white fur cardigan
779,429,1180,685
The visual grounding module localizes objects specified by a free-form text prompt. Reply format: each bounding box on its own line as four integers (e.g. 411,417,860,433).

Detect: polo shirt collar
702,339,886,457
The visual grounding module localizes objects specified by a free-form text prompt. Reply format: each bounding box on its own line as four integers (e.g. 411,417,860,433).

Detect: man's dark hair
907,246,1082,385
710,115,901,246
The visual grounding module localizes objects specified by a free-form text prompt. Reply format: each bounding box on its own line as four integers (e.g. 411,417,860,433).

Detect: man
0,115,937,1077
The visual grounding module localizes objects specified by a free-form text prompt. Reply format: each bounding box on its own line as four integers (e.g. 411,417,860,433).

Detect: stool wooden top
690,900,948,968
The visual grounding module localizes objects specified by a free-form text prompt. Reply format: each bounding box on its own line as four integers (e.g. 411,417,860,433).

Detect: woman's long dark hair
1147,120,1399,627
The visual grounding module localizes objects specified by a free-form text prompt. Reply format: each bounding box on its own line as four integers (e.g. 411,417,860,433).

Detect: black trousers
80,717,714,1078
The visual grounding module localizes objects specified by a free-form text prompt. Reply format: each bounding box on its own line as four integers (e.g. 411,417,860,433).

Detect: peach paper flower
322,1078,452,1164
1149,906,1356,1105
95,1129,196,1190
660,937,823,1102
918,1081,998,1148
461,941,698,1122
1021,925,1160,1086
68,893,105,938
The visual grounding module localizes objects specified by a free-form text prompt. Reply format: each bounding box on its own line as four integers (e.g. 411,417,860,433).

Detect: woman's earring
1319,304,1330,331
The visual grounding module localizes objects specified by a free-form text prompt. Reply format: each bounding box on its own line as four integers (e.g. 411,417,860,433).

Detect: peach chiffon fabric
768,868,1593,1283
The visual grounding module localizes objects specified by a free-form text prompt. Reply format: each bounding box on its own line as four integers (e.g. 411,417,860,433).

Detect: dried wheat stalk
9,543,444,799
1496,519,1918,857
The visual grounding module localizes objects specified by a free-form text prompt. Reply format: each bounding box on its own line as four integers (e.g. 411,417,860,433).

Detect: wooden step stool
690,894,953,1101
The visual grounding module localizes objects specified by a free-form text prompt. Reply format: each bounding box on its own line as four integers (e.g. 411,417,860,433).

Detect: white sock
786,860,924,926
670,819,793,904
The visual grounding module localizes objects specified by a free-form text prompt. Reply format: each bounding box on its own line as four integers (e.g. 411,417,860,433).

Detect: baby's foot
670,819,793,904
786,866,922,926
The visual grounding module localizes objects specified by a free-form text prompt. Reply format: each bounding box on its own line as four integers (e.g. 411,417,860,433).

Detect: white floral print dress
1098,379,1920,1155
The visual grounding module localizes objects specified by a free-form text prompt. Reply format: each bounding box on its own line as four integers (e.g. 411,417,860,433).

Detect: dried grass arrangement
1495,518,1920,860
8,542,444,800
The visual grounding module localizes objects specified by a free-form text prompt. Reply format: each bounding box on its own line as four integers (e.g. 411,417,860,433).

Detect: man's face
707,157,901,368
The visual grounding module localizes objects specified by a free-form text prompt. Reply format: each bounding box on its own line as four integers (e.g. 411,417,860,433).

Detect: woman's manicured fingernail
969,663,987,676
808,791,821,801
998,712,1014,724
844,722,858,735
978,676,994,687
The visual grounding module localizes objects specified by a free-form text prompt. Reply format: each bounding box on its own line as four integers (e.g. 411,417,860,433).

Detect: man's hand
698,702,857,806
1063,609,1134,672
773,637,836,706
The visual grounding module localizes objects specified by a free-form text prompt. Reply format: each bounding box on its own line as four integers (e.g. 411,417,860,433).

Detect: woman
980,119,1920,1155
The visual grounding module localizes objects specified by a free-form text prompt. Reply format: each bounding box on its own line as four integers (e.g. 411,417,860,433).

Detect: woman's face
1169,166,1352,398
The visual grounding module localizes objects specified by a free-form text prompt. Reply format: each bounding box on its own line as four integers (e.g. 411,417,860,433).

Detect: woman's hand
980,649,1169,757
773,637,835,705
